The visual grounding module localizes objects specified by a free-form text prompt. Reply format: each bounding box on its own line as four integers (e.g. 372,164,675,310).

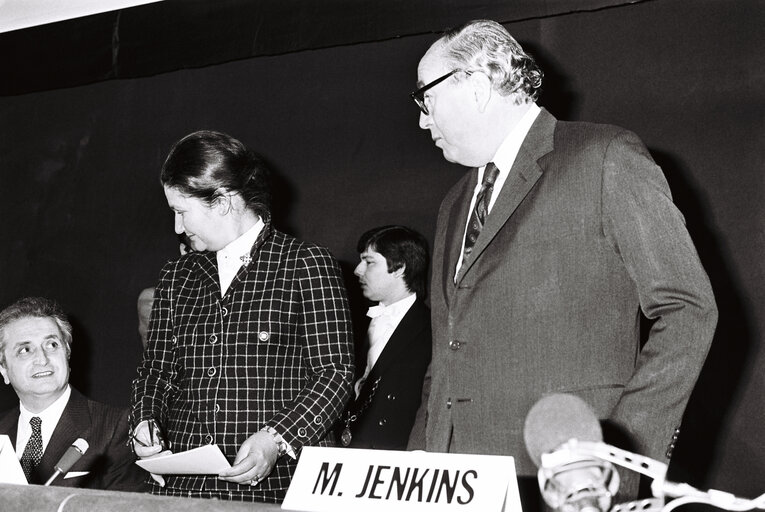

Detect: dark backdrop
1,0,763,500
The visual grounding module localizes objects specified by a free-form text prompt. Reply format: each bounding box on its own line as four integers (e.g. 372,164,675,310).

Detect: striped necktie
462,162,500,261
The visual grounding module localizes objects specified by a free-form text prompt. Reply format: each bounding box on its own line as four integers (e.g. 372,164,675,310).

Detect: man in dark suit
407,19,717,501
338,225,431,450
0,297,146,490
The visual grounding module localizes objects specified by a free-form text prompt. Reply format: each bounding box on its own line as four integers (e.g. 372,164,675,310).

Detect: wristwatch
261,426,289,457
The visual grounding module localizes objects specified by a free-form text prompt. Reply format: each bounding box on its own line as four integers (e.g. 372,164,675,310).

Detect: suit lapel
366,300,427,381
37,388,91,480
354,300,427,403
455,109,556,284
442,172,477,304
196,251,221,296
195,217,274,299
226,219,274,296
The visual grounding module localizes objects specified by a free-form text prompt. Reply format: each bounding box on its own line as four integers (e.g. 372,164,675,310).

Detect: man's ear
471,72,493,113
393,264,406,278
0,363,9,385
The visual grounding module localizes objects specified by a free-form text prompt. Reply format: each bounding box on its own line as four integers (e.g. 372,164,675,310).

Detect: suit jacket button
387,394,396,401
205,434,214,444
258,331,270,341
297,427,308,438
209,334,218,344
448,340,461,350
207,367,216,377
378,419,387,426
446,398,452,409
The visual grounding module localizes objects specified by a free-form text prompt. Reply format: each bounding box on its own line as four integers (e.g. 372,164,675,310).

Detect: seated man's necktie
20,416,43,483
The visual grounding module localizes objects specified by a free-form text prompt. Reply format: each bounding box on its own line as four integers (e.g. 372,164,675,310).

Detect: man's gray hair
0,297,72,367
437,19,543,103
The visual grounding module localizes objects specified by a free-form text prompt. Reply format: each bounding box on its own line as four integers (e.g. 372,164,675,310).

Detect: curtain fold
0,0,648,95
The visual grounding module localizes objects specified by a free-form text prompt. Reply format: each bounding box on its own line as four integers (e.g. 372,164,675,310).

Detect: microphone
523,394,619,512
44,438,89,486
524,394,765,512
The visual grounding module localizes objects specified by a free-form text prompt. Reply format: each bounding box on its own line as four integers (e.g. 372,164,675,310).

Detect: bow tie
367,304,388,318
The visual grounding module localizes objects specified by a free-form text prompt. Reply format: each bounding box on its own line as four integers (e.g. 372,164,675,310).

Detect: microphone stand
44,469,64,486
549,439,765,512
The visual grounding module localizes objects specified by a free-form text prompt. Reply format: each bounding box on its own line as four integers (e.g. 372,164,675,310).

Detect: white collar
216,218,264,263
476,102,541,208
490,102,541,173
19,384,71,420
367,293,417,319
19,384,71,450
216,218,264,295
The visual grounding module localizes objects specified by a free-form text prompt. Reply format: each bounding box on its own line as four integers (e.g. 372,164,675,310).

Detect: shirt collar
19,384,71,426
217,218,264,261
477,102,541,191
367,293,417,319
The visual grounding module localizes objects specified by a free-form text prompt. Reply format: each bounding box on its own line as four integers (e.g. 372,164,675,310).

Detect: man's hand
218,430,279,485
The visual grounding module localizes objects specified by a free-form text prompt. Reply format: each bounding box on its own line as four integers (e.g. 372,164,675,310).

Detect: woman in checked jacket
130,130,355,503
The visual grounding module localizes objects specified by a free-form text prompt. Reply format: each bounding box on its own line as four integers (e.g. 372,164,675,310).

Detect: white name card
0,435,27,485
282,447,521,512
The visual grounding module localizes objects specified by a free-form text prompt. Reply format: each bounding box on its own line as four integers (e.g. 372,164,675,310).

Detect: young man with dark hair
338,225,432,450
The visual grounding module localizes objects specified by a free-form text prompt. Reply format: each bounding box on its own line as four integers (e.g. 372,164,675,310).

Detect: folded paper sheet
135,444,231,475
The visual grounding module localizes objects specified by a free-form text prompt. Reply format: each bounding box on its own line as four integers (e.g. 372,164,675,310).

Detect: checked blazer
131,219,354,502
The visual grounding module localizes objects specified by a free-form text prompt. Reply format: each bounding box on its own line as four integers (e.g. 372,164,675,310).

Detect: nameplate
282,447,521,512
0,435,27,485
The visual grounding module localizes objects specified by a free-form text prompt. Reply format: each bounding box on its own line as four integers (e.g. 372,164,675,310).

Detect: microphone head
54,438,89,473
72,438,89,454
523,393,603,468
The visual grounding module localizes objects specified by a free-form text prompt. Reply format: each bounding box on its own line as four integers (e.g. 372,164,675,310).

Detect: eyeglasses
409,69,462,116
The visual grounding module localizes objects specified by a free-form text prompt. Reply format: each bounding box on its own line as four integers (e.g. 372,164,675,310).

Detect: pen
131,419,164,448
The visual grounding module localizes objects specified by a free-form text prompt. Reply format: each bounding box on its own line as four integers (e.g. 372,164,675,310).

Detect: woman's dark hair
160,130,271,220
357,225,429,298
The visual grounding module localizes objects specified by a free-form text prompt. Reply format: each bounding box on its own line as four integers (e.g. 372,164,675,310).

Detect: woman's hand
131,420,171,486
218,431,279,486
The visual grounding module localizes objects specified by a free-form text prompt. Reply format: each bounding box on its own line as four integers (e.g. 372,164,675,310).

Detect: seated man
337,225,432,450
0,297,146,490
136,287,154,350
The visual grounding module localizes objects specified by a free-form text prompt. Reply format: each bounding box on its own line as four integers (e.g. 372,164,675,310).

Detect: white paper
135,444,231,475
0,434,28,485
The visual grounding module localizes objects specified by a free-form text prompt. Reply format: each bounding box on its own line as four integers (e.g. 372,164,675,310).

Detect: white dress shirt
16,384,71,458
354,293,417,397
455,103,542,278
216,218,264,295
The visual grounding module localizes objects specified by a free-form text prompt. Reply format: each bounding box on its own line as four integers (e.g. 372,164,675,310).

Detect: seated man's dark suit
341,298,431,450
0,387,147,491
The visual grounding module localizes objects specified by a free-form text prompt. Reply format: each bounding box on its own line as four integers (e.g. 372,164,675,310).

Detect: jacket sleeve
96,405,149,492
265,245,355,452
130,261,181,429
601,129,717,461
